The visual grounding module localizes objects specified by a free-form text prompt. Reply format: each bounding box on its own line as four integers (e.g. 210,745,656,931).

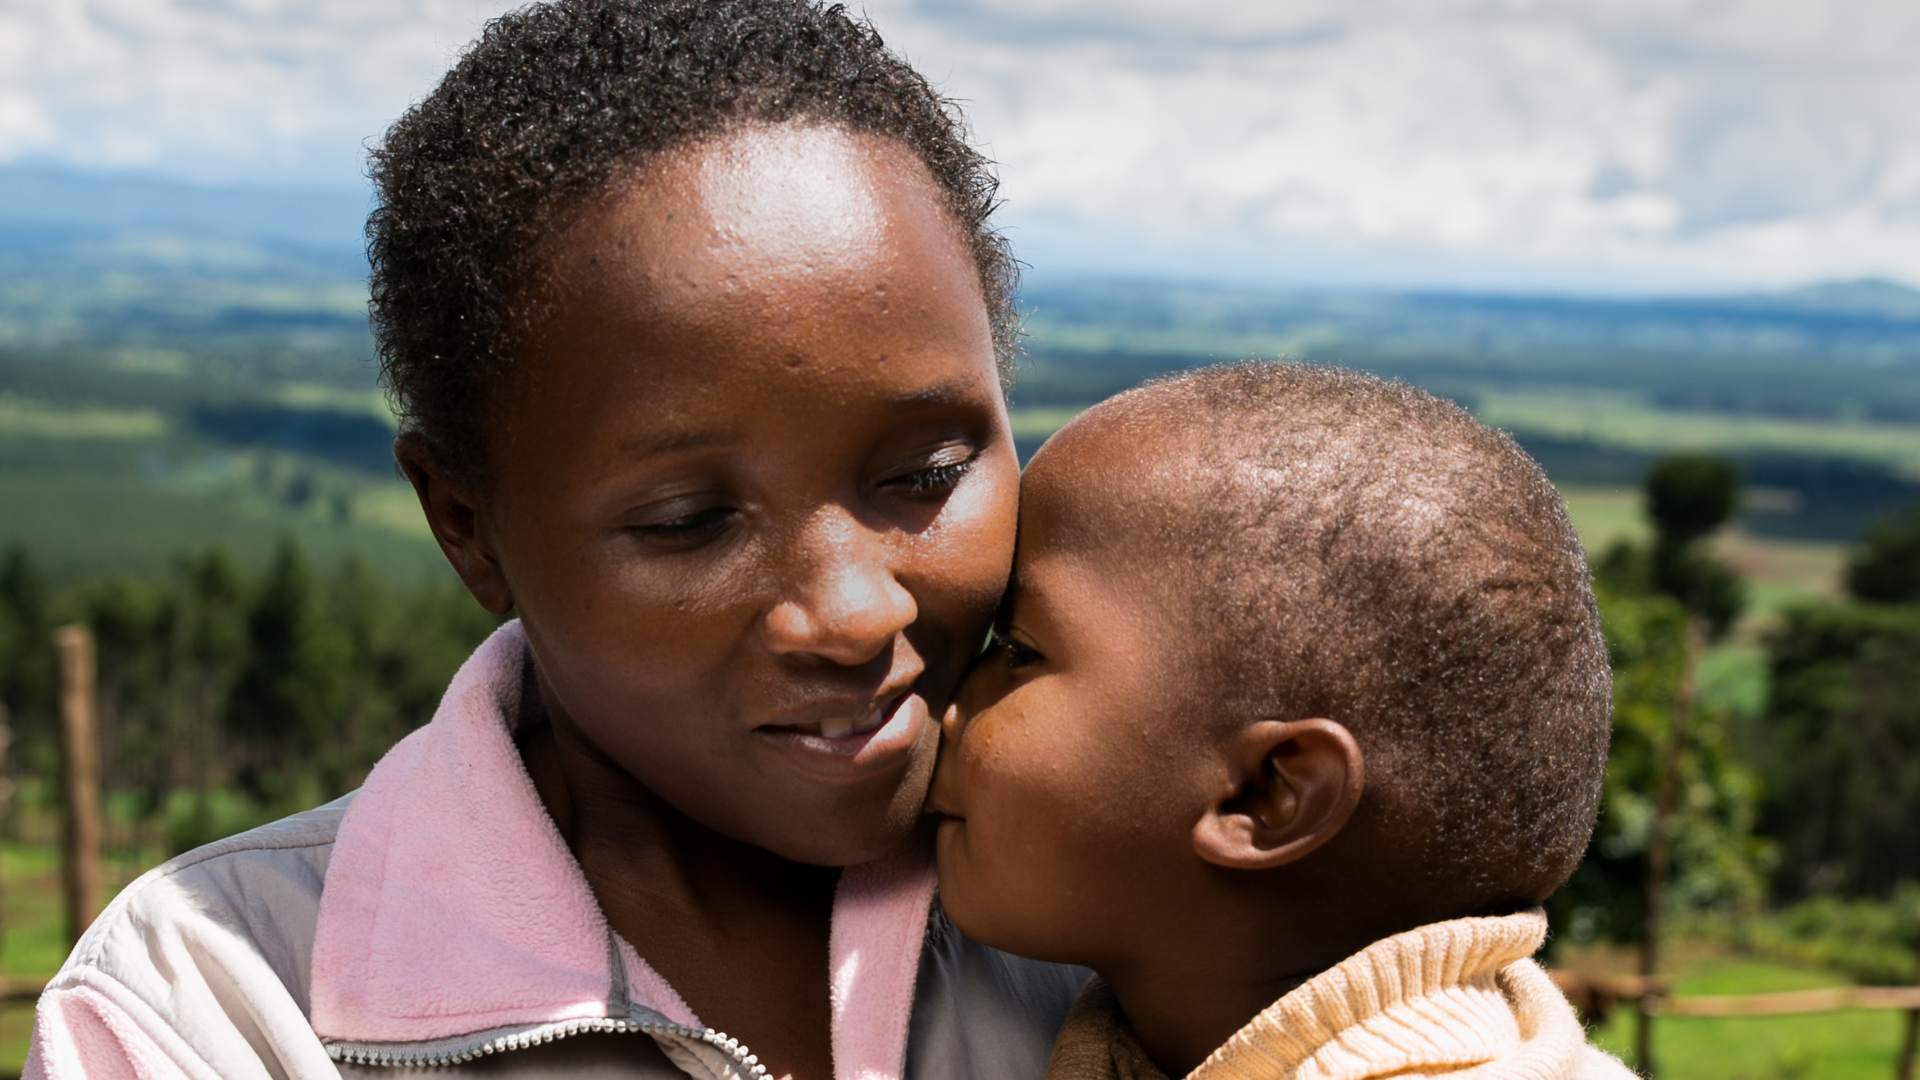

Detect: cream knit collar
1045,911,1633,1080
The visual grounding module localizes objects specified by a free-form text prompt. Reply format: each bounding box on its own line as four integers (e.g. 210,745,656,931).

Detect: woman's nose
763,512,918,666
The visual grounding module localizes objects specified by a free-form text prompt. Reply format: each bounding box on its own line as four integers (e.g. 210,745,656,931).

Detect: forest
6,222,1920,1074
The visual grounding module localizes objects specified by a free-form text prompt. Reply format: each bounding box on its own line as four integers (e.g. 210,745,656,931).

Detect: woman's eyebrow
620,427,736,456
893,379,983,408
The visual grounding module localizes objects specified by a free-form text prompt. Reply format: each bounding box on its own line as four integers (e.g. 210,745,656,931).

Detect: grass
0,473,450,583
1557,485,1650,551
1557,484,1848,621
0,405,446,583
1020,318,1340,365
1009,406,1088,442
1475,390,1920,478
0,841,167,1076
0,395,165,439
1563,941,1919,1079
1015,383,1920,484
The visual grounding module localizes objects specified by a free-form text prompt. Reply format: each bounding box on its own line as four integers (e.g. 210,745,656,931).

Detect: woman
24,2,1084,1077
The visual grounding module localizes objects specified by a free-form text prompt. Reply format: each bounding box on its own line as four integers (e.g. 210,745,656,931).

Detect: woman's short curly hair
368,0,1018,483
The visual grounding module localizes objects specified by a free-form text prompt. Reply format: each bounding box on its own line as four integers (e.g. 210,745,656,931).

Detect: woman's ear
1191,718,1364,870
394,432,515,616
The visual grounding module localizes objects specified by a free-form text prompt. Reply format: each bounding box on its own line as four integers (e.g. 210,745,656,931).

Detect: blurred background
1,1,1919,1076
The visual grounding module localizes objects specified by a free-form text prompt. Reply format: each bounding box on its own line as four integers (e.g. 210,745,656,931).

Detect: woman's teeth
792,710,888,740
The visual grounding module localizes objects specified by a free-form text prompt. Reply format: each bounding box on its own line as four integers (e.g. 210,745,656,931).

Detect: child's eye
989,628,1042,670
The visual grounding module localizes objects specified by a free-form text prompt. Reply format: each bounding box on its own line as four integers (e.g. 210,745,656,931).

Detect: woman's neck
517,699,841,1080
523,714,840,909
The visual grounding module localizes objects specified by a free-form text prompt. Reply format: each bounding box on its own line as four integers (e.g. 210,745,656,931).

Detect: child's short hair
368,0,1015,482
1126,363,1611,912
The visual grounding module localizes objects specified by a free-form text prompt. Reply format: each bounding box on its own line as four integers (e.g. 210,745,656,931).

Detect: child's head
931,363,1611,976
378,0,1022,867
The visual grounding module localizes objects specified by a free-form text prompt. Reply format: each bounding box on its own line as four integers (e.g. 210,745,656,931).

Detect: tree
1646,456,1745,639
1646,456,1742,545
1549,586,1768,944
1,537,500,852
227,540,352,805
0,545,56,774
1845,505,1920,603
1593,456,1747,640
1759,600,1920,899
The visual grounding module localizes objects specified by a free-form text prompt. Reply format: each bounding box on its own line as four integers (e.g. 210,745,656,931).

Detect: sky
1,0,1917,293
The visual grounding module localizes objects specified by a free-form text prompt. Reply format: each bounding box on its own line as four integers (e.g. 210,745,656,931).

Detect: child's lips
754,692,930,780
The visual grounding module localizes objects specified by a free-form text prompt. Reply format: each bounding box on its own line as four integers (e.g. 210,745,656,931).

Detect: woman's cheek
933,458,1020,594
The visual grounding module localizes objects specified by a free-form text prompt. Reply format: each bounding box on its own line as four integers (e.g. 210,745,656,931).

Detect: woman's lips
772,707,890,740
754,692,930,779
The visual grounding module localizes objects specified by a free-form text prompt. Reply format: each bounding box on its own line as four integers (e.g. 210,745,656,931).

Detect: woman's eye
889,453,976,497
630,505,735,539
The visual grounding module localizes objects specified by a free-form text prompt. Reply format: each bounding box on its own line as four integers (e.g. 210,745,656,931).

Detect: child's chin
933,836,1037,957
931,829,988,931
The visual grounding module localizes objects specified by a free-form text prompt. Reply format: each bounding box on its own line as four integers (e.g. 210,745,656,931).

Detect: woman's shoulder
70,794,353,986
28,797,356,1080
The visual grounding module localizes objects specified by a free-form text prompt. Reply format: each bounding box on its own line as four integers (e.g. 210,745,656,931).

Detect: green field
1476,390,1920,478
1570,944,1918,1079
0,839,165,1076
1557,484,1846,615
0,399,447,583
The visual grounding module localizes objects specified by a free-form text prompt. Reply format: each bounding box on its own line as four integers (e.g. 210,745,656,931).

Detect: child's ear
395,432,515,616
1191,719,1364,871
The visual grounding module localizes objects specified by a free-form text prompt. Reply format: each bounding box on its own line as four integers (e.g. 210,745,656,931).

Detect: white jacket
26,622,1086,1080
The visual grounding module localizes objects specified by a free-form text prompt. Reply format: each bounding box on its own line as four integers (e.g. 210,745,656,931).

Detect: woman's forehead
547,123,959,286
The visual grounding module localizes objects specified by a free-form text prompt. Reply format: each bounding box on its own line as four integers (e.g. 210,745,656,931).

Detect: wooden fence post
55,624,102,945
1899,903,1920,1080
0,698,10,953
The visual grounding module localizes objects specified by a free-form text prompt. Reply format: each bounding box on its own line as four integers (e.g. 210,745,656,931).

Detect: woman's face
481,123,1018,866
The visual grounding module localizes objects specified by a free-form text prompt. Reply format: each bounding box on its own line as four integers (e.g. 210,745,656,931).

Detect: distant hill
1018,275,1920,368
0,168,372,358
0,165,368,259
8,163,1920,551
5,162,1916,359
1771,278,1920,319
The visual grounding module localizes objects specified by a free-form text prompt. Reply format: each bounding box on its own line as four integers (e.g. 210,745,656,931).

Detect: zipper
326,1014,773,1073
324,931,774,1076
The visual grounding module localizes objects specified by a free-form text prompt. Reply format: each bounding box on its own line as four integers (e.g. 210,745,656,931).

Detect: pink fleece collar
310,621,937,1080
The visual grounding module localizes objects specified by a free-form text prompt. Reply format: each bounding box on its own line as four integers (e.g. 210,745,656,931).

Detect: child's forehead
1019,404,1215,568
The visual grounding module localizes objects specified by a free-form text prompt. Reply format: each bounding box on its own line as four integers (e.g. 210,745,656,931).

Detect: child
25,2,1085,1078
929,363,1633,1080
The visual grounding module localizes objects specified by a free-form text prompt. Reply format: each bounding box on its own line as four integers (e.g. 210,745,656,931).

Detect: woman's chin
748,741,940,867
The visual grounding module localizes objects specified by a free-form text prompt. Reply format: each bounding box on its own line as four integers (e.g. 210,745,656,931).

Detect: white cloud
0,0,505,182
2,0,1917,290
866,0,1920,290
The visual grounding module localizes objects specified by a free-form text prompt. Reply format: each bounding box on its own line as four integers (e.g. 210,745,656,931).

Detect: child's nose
941,700,964,745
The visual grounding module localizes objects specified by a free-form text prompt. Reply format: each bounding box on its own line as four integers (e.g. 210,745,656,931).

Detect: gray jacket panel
906,907,1089,1080
32,801,1082,1080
